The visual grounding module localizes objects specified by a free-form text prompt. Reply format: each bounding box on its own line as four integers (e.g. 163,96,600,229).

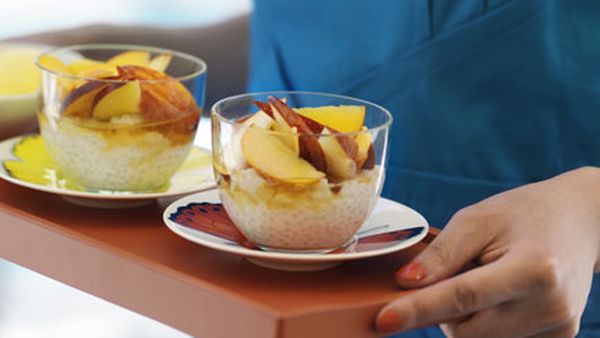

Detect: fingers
441,305,580,338
377,255,534,334
525,322,580,338
441,305,544,338
396,207,496,288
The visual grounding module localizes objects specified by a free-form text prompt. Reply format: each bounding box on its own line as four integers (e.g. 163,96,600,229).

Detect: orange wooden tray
0,180,438,338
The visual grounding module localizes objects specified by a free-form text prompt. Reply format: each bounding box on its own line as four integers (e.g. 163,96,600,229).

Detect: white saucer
0,134,216,208
163,189,429,271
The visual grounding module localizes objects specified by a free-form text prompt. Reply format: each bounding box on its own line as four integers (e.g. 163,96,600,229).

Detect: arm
377,166,600,337
5,14,250,106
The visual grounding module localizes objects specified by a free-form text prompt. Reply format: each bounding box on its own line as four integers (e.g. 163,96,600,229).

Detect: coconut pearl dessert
38,50,201,191
214,96,382,252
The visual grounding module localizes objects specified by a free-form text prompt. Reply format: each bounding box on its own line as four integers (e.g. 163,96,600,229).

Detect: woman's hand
376,167,600,337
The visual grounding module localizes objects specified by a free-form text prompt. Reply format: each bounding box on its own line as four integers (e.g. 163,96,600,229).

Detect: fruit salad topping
39,50,199,124
229,96,375,185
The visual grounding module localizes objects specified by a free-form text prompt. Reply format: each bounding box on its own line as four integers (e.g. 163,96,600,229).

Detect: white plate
163,189,429,271
0,134,216,208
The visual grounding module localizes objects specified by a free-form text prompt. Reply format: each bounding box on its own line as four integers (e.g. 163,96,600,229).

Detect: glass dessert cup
212,92,392,253
36,44,207,192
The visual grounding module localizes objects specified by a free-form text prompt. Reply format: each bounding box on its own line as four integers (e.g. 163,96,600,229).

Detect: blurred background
0,0,251,39
0,0,250,337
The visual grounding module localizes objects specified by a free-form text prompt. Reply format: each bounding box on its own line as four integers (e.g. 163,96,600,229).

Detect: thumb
396,207,494,288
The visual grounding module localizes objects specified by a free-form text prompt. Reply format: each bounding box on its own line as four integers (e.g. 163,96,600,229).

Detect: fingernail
396,261,426,282
377,309,403,334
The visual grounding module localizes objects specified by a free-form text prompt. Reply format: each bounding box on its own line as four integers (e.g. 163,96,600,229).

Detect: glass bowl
36,44,207,191
211,91,392,253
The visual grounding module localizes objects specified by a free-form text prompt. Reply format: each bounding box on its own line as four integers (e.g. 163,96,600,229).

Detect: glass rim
211,91,394,137
36,43,207,83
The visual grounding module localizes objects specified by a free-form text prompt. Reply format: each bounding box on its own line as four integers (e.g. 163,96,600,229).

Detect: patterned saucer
0,134,216,208
163,189,429,271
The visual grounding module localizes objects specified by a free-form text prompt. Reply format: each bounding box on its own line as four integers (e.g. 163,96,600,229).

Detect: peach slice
148,53,172,72
362,145,375,169
117,65,194,105
271,109,300,155
296,105,366,133
244,110,274,129
140,80,196,121
253,100,299,154
253,101,274,118
117,64,164,80
117,66,198,121
242,126,325,184
330,128,358,161
61,81,108,117
107,50,150,67
92,80,141,121
299,115,325,134
269,97,327,173
222,111,275,174
139,86,181,121
355,129,374,168
319,128,357,180
255,100,324,133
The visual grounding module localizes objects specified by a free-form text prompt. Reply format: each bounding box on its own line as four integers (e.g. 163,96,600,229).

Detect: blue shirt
249,0,600,336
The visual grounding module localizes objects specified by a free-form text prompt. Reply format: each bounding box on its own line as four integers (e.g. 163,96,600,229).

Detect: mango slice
107,50,150,67
296,105,366,133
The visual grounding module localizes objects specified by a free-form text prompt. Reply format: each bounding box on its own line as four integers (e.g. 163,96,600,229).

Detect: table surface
0,179,436,338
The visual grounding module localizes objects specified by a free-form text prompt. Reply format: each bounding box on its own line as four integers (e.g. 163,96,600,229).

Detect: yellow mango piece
5,136,53,185
296,105,366,133
4,161,49,185
38,54,77,96
148,53,172,72
38,54,71,75
68,58,102,73
93,80,141,120
69,59,117,78
11,135,53,167
4,135,81,190
107,50,150,67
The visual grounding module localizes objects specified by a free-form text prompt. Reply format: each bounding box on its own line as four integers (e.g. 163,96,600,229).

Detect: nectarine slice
355,130,373,168
244,110,274,129
117,65,197,115
269,97,327,173
253,101,274,118
271,109,300,155
319,128,357,180
61,81,108,117
362,145,375,170
242,126,325,184
93,80,141,121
